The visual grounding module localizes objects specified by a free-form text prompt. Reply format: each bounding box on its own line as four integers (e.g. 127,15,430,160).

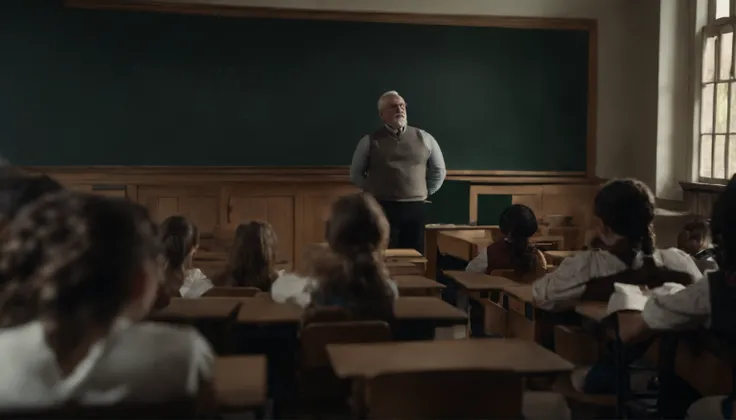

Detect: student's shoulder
657,247,702,268
121,321,211,352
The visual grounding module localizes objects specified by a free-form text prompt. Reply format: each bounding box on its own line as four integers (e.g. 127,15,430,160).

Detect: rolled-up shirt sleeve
421,130,446,196
641,276,712,330
349,135,370,189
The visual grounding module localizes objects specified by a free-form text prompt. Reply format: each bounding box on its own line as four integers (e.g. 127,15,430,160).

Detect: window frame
697,0,736,184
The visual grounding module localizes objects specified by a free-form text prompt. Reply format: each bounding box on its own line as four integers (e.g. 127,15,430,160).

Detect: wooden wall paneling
137,185,221,236
468,185,544,223
222,184,297,270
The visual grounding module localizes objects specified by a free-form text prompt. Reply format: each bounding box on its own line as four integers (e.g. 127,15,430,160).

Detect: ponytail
508,236,534,273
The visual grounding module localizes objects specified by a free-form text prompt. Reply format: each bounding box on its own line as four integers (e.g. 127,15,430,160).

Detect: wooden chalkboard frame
64,0,598,180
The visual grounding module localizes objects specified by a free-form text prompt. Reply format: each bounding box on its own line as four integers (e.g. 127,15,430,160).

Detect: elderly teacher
349,90,446,253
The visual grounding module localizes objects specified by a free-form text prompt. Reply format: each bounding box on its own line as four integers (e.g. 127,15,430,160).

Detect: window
699,0,736,182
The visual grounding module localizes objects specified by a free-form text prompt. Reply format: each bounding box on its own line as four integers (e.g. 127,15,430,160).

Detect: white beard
395,116,407,128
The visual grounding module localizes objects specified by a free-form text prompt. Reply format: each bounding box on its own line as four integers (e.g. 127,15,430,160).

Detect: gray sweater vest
364,126,429,202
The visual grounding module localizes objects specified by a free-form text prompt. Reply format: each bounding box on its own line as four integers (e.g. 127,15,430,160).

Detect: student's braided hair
593,179,656,268
0,191,161,331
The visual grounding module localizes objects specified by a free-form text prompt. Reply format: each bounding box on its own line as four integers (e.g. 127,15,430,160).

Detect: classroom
0,0,734,418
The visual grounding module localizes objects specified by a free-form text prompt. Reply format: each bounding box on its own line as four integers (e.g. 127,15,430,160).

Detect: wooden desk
327,338,574,378
236,296,303,325
437,231,565,264
235,296,467,330
215,356,267,411
575,302,609,323
385,249,423,258
387,261,424,276
544,250,581,265
444,270,519,301
424,225,499,280
501,285,544,343
393,296,468,326
393,275,445,297
151,298,241,321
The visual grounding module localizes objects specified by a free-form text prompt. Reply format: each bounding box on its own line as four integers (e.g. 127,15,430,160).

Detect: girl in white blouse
619,175,736,419
531,179,702,395
0,192,214,410
159,216,213,299
532,179,702,312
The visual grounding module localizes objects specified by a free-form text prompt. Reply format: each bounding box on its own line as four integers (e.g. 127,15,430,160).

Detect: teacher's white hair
377,90,401,111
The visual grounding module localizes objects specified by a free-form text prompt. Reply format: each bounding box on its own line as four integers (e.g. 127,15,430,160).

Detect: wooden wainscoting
681,182,724,219
25,166,598,272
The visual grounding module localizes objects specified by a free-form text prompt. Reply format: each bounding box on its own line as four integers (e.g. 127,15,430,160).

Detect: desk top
501,284,535,303
393,275,445,290
152,298,240,320
574,302,608,322
236,295,304,324
214,356,267,409
235,296,467,325
385,249,424,258
444,270,519,291
327,338,574,378
393,297,467,323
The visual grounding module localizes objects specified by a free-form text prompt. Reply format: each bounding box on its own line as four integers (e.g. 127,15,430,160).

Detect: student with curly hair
0,192,213,409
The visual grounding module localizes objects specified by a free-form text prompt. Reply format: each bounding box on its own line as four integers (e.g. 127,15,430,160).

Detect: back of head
711,174,736,272
498,204,539,273
0,191,161,331
159,216,199,293
679,219,712,256
321,193,393,320
0,174,63,226
594,179,656,268
221,221,277,291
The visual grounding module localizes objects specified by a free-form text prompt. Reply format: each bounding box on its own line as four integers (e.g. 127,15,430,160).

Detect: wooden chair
0,399,199,419
298,319,392,413
366,370,524,419
203,286,260,297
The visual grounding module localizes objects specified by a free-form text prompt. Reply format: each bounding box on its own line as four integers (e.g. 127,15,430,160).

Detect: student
272,193,399,319
214,221,278,291
160,216,212,299
678,220,718,273
0,192,213,408
532,178,702,311
618,175,736,419
0,174,63,233
466,204,547,280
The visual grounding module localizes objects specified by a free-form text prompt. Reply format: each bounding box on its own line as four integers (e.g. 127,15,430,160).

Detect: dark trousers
378,200,425,253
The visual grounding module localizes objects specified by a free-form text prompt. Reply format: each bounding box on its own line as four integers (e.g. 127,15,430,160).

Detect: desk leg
351,378,367,420
425,229,439,280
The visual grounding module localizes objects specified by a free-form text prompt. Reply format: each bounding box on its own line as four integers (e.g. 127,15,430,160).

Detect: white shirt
0,318,214,410
531,248,702,311
270,271,400,308
179,269,213,299
641,272,713,330
466,249,488,273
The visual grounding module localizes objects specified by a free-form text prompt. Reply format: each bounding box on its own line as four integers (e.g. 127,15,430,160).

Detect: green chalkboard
0,2,590,169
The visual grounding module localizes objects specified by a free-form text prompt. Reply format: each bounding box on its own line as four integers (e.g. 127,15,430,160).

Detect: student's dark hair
681,219,712,252
0,175,63,221
216,221,277,291
594,179,656,268
0,191,161,333
159,215,199,294
316,193,394,321
711,174,736,272
499,204,539,272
